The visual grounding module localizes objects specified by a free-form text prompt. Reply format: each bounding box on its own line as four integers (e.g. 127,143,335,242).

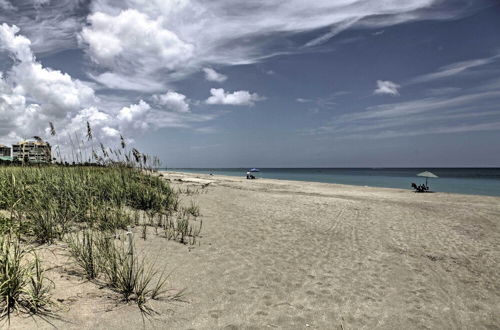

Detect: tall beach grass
0,122,202,319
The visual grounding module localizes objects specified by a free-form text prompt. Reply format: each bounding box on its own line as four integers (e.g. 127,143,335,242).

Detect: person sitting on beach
411,183,428,192
418,184,429,192
246,171,251,179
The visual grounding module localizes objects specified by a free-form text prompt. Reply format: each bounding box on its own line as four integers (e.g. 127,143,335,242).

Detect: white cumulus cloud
0,24,213,147
206,88,263,106
374,80,400,96
80,9,195,90
117,100,152,134
203,67,227,83
153,91,190,113
0,23,97,139
0,24,34,62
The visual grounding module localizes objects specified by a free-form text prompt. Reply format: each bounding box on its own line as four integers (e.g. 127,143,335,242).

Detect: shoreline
163,170,500,201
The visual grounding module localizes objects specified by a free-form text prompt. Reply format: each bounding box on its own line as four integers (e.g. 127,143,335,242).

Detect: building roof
15,140,50,146
0,144,10,148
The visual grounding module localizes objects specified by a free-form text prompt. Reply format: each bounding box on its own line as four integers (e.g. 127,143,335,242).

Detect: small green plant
184,201,200,217
66,230,99,279
25,254,54,314
163,212,202,245
95,234,120,287
0,237,29,319
0,238,53,321
150,269,169,300
68,230,170,309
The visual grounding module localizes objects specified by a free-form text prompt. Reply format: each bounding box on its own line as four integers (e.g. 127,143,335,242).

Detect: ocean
167,168,500,197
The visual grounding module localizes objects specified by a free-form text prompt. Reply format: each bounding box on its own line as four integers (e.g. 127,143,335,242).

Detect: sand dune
12,172,500,329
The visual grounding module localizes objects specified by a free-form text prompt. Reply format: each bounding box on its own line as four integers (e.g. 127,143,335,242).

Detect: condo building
0,144,11,157
12,140,52,163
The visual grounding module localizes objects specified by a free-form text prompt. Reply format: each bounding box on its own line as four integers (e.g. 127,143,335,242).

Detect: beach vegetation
0,122,201,319
0,237,53,322
66,229,169,310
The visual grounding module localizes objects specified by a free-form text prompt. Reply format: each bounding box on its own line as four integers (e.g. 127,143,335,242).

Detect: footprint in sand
209,309,223,319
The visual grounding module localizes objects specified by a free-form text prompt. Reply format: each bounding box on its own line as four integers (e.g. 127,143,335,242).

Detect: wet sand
12,171,500,329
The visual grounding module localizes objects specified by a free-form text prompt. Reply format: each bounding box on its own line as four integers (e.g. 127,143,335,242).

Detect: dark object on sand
246,169,258,179
411,182,430,193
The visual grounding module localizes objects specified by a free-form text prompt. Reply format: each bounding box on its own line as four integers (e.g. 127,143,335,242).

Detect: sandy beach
12,171,500,329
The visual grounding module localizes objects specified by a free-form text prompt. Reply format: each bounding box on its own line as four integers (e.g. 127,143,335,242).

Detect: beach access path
12,171,500,329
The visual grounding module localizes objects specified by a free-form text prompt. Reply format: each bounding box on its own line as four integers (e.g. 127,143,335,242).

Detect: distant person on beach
246,171,250,179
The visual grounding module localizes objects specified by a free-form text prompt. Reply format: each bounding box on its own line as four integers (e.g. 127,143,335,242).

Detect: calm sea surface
167,168,500,197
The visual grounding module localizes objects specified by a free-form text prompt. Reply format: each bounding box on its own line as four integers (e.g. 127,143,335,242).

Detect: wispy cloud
0,0,89,54
306,90,500,139
343,91,500,122
425,87,462,96
296,92,347,107
194,127,217,134
78,0,482,91
304,17,361,47
408,53,500,84
340,121,500,140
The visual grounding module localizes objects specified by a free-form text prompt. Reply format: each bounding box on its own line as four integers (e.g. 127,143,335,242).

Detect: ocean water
167,168,500,197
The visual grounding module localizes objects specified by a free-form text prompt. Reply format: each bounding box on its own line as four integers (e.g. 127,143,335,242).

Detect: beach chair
411,183,427,192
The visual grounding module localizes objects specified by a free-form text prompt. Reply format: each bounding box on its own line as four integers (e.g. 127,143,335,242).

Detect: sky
0,0,500,168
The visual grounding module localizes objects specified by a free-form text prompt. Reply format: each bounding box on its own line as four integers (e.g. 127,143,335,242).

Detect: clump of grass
0,237,53,321
66,230,99,279
177,185,205,196
0,237,29,319
25,254,55,314
163,211,202,245
184,201,200,217
68,230,169,309
25,204,64,244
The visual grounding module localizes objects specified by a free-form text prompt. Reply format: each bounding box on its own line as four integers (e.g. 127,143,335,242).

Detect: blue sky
1,0,499,167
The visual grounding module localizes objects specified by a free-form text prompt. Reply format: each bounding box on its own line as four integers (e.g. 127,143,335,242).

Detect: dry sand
12,172,500,329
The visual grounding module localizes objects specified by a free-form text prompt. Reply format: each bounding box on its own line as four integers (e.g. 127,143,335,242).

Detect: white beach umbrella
417,171,438,186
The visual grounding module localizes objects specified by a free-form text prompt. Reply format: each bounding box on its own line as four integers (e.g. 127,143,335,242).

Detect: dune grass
0,123,202,320
0,164,202,318
66,229,169,310
0,237,54,321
